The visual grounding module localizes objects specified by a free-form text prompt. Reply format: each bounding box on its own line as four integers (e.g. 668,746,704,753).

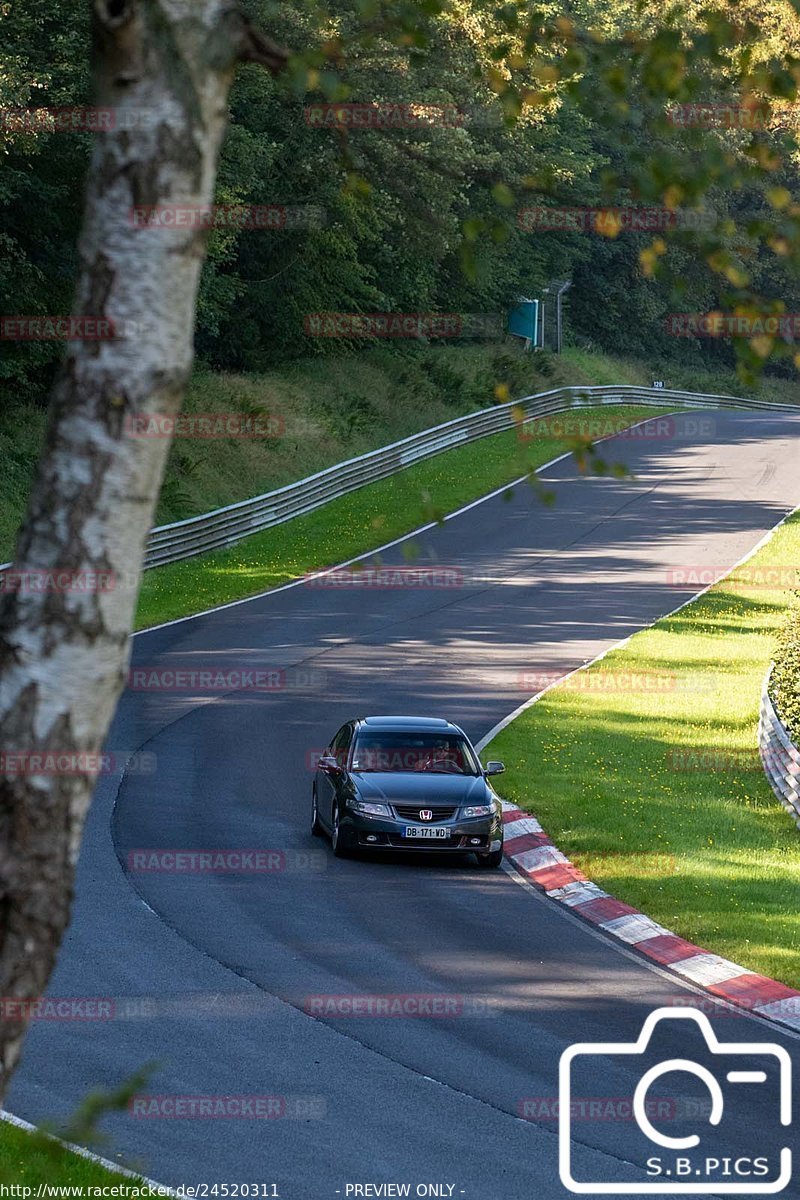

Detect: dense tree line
2,0,800,405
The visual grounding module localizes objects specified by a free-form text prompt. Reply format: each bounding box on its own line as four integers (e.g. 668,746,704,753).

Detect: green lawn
134,404,663,628
0,1118,147,1188
487,512,800,988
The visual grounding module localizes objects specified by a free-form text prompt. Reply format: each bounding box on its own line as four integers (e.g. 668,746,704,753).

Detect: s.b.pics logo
559,1008,792,1193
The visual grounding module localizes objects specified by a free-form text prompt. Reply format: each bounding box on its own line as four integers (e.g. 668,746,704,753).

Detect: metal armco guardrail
759,670,800,830
2,383,798,576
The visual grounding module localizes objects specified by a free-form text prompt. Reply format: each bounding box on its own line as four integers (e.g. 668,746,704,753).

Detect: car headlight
460,803,494,818
349,799,392,818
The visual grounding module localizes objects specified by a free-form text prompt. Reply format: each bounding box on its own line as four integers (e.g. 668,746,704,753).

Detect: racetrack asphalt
7,409,800,1199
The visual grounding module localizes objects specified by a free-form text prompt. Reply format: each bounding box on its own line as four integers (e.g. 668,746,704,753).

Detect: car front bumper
341,809,503,853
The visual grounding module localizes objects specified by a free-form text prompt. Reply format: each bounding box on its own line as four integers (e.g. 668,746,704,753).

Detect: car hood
352,772,492,806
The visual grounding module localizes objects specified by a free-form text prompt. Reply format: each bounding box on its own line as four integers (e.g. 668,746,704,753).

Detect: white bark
0,0,286,1097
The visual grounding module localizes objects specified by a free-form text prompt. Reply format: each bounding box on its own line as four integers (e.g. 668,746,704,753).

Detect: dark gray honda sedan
311,715,505,867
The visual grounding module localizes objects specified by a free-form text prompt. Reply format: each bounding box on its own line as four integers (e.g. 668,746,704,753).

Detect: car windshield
351,731,480,775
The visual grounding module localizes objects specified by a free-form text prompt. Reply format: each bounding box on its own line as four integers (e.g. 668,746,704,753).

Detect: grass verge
0,342,552,561
5,341,800,565
134,403,663,629
0,1117,145,1187
486,511,800,988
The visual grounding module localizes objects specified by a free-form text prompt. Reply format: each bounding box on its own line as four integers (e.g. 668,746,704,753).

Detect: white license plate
404,826,449,839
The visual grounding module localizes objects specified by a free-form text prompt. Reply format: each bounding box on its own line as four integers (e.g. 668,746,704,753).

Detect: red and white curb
500,800,800,1034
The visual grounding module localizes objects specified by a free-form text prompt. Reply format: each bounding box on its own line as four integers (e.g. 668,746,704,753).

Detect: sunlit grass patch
0,1118,145,1187
488,512,800,986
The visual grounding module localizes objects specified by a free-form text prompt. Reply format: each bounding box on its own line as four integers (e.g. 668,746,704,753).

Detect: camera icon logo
559,1007,792,1194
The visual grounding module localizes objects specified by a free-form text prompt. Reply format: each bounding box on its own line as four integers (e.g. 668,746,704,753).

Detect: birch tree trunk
0,0,286,1098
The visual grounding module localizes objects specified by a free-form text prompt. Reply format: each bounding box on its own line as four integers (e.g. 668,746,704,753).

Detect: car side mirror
318,754,343,773
484,761,505,777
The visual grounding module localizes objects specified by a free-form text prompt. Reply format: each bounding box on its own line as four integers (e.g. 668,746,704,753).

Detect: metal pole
556,281,572,354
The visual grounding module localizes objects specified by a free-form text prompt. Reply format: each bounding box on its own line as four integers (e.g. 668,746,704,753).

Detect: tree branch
230,10,290,75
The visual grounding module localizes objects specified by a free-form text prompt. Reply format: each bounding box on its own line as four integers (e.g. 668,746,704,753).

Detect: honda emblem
419,809,433,821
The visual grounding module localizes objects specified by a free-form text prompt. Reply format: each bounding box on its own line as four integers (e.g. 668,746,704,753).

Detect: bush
425,358,467,403
769,588,800,741
318,390,380,440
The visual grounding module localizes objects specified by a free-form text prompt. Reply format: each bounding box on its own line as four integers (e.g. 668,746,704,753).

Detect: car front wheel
330,805,351,858
311,787,324,837
475,847,503,869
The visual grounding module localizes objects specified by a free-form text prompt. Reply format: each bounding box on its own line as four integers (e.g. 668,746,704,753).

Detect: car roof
357,715,461,733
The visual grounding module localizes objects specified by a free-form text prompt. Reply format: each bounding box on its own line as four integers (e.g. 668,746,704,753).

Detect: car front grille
392,804,459,822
